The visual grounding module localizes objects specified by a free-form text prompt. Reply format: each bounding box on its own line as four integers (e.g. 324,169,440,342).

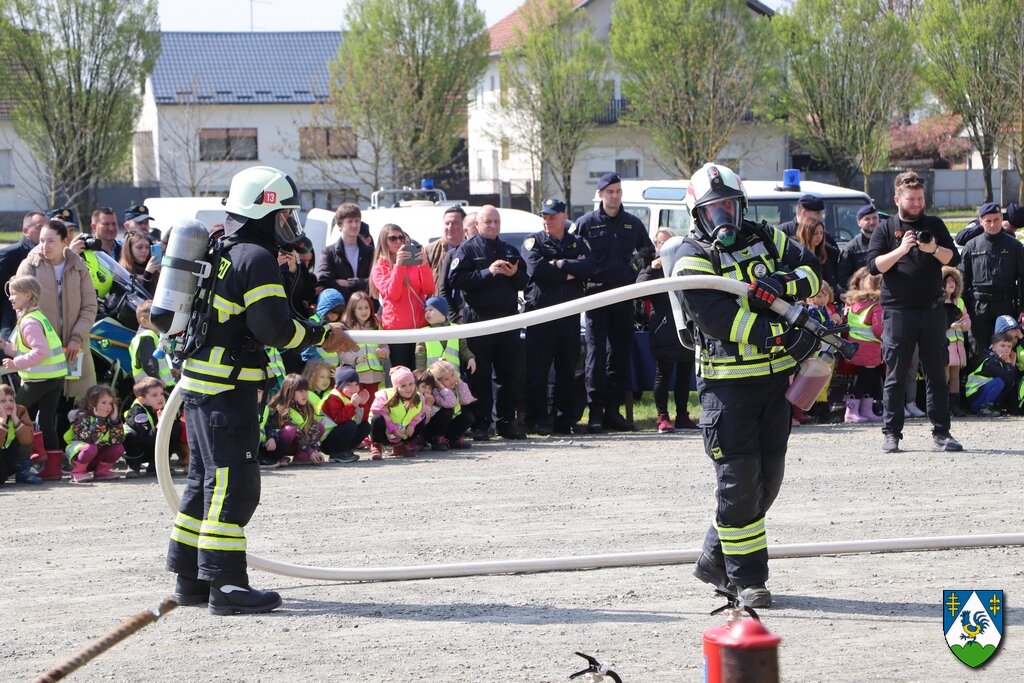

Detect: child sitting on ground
965,332,1020,417
942,267,970,416
65,384,125,483
123,377,185,477
424,359,475,450
340,291,389,420
414,297,476,382
369,365,426,459
0,384,40,485
319,365,370,463
843,267,884,424
265,374,328,466
302,358,335,415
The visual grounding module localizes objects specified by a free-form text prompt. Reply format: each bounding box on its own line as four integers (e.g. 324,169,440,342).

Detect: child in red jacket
319,365,371,463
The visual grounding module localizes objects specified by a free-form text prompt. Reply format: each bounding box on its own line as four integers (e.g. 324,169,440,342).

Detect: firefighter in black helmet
166,166,355,615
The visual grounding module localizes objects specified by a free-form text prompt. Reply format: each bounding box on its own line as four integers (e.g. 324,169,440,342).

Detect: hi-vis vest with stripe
16,309,68,380
354,343,383,374
379,388,423,428
946,297,967,344
847,304,880,344
129,329,175,387
671,225,818,382
328,386,365,422
424,333,460,373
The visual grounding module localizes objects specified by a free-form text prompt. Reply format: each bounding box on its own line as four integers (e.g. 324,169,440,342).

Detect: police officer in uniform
954,202,1024,246
521,197,594,435
576,172,654,432
167,166,355,615
836,204,879,299
671,163,821,608
448,205,528,440
958,202,1024,353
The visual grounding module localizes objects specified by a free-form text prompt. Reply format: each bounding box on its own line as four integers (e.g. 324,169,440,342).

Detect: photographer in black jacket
866,172,962,453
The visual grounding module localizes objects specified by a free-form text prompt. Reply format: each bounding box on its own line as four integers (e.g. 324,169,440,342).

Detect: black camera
916,230,933,245
75,234,102,250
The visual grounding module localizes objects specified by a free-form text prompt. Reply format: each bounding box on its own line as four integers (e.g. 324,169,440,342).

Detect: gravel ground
2,416,1022,682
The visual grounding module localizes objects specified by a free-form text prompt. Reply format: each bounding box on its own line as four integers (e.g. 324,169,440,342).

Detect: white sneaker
905,402,926,418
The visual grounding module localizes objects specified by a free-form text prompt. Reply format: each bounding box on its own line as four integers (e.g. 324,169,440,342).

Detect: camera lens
917,230,933,244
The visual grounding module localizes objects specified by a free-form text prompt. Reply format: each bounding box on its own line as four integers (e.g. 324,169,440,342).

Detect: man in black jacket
867,171,962,453
0,211,45,339
316,202,373,299
836,204,879,298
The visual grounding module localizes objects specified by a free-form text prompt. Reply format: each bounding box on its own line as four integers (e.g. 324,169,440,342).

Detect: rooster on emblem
960,610,990,643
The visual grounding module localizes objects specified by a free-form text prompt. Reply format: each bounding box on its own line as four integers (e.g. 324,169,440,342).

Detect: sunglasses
387,234,406,242
896,175,922,187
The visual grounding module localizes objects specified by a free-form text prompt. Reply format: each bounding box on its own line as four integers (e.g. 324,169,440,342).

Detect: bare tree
0,0,159,216
998,5,1024,202
496,0,608,211
155,86,236,197
331,0,489,187
920,0,1018,202
610,0,773,178
774,0,916,191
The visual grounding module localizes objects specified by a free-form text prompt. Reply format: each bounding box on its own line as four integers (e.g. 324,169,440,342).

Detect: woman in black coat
636,228,698,432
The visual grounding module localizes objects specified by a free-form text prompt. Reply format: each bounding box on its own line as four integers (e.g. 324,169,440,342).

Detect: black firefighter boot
209,583,283,616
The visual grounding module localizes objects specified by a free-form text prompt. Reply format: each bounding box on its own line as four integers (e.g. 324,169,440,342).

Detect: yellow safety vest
847,304,880,344
3,417,16,448
129,329,175,387
354,343,383,374
424,332,460,373
945,297,967,345
380,388,423,428
16,309,68,381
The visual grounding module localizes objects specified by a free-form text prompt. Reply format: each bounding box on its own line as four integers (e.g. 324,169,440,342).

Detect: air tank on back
151,219,212,336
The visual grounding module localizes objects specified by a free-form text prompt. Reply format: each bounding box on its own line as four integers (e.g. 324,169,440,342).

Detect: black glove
782,327,819,363
747,275,785,312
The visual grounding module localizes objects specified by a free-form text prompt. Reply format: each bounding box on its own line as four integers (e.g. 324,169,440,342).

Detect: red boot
38,449,64,481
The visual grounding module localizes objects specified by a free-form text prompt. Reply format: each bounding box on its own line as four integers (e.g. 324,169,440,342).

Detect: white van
600,177,873,246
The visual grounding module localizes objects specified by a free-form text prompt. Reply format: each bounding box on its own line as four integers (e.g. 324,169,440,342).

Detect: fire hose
153,274,1024,581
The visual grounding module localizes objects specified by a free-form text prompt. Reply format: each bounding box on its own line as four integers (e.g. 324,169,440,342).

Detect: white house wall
0,120,50,215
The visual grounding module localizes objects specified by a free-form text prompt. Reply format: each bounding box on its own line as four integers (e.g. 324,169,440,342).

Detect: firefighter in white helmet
672,163,821,608
166,166,356,615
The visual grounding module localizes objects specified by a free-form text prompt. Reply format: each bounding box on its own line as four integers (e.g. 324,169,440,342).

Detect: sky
159,0,790,32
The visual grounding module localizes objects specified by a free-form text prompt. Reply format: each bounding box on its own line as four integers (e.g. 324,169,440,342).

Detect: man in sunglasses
867,171,962,453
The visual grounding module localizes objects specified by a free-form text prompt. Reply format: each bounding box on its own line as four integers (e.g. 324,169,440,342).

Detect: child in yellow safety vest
414,296,476,403
340,290,389,423
942,267,971,417
2,275,66,452
369,365,426,460
302,358,335,423
65,384,125,483
0,384,40,485
424,359,474,450
842,267,884,424
319,365,369,463
130,300,177,388
123,376,185,477
265,373,327,466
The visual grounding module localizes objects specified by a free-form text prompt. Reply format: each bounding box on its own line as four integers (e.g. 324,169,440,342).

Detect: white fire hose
154,275,1024,581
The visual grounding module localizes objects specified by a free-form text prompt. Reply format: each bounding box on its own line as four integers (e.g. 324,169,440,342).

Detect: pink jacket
3,313,49,371
370,388,427,441
370,258,435,330
848,298,883,368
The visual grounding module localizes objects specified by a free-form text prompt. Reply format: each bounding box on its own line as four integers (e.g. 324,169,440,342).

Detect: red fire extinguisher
703,606,781,683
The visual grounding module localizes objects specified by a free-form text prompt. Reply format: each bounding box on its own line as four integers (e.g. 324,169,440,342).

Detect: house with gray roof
135,31,385,207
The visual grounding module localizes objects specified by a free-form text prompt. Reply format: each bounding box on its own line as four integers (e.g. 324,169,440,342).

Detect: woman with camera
369,223,435,370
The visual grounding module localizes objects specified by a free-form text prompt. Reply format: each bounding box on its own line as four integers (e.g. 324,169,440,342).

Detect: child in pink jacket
368,365,426,460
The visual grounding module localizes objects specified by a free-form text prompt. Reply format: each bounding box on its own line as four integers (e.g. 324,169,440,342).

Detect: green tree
920,0,1018,202
774,0,916,191
331,0,489,187
997,4,1024,202
497,0,608,210
610,0,773,178
0,0,159,214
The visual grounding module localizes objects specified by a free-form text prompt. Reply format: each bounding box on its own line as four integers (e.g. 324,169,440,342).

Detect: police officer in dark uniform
166,166,355,615
669,163,821,608
959,201,1024,353
954,202,1024,246
575,172,654,432
867,171,962,453
777,193,838,249
521,197,594,435
836,204,879,299
448,205,528,441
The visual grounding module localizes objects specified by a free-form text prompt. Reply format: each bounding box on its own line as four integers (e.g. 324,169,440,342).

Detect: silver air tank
151,219,213,335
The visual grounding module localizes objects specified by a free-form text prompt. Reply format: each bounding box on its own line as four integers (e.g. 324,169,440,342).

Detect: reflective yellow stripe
729,310,755,345
773,228,788,257
170,527,200,548
716,518,765,539
200,520,245,537
208,467,229,522
198,537,247,552
673,257,716,275
186,358,266,381
795,265,820,297
720,537,768,555
243,283,286,307
177,377,233,395
284,320,305,349
700,355,796,380
212,295,243,315
174,512,203,533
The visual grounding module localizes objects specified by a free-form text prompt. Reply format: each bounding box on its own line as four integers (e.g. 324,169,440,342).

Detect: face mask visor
275,209,304,248
697,199,742,247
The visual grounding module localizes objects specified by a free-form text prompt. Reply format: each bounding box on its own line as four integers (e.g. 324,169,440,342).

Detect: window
615,158,640,179
299,126,357,160
0,149,12,186
501,138,510,161
199,128,258,161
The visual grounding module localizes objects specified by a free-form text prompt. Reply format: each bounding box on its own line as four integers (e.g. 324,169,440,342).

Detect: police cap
125,204,154,223
797,194,825,212
856,205,877,220
597,172,621,191
978,201,1001,218
539,197,566,215
46,207,77,227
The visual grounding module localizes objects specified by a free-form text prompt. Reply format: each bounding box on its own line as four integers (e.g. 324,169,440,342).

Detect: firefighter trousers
166,386,262,586
697,375,791,587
